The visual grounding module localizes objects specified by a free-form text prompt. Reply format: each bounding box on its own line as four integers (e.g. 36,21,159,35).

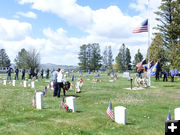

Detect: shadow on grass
76,110,83,113
163,85,174,87
66,95,81,98
126,122,135,125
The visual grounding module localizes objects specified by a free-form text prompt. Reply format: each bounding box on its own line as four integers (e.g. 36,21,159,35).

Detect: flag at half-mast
106,101,113,120
133,19,148,33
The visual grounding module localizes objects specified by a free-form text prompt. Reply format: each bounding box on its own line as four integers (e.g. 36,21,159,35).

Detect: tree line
78,43,144,72
0,48,40,70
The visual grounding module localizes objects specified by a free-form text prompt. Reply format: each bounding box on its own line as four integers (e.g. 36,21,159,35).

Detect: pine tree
116,44,126,72
102,46,108,70
133,49,143,67
107,46,113,70
146,33,167,65
125,48,131,70
0,49,11,67
155,0,180,69
78,45,88,71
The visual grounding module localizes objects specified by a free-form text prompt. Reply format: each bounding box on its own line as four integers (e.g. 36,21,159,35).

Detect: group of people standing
6,66,50,80
51,68,66,98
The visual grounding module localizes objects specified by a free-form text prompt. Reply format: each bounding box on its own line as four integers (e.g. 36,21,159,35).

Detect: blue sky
0,0,161,65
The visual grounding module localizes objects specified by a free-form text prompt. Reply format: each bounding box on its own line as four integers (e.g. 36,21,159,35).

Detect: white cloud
1,0,162,65
16,11,37,19
0,18,32,41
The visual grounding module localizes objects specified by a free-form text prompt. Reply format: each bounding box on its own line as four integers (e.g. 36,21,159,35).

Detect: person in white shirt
57,69,65,97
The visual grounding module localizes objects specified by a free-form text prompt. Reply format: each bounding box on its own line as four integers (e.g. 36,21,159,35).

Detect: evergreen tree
116,44,126,72
89,43,102,71
0,49,11,67
155,0,180,69
78,45,88,71
146,33,167,65
102,46,108,70
107,46,113,70
14,48,28,68
133,49,143,67
125,48,131,70
78,43,102,72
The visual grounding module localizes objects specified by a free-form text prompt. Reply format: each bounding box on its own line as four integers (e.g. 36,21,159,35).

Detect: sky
0,0,162,66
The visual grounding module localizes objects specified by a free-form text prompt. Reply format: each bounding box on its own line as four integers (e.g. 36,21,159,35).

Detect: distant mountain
40,63,78,71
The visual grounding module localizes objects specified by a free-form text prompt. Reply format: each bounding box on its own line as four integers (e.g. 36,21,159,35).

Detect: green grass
0,73,180,135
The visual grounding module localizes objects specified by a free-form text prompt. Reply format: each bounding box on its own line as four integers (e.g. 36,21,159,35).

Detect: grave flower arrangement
64,105,72,112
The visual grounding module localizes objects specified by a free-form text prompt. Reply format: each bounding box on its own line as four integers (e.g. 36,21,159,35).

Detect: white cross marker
168,123,177,132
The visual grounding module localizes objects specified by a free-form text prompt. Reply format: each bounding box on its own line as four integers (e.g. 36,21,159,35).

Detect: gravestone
174,108,180,120
36,92,43,109
122,72,130,78
24,81,27,87
12,80,15,86
114,106,126,125
3,80,6,85
51,82,54,90
66,96,76,112
31,81,35,89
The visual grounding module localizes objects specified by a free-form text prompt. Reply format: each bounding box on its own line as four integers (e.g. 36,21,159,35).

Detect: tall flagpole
148,0,151,87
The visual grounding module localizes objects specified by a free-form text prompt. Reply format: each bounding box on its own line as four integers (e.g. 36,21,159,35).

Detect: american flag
32,96,35,107
106,101,113,120
61,97,65,109
167,111,171,120
133,19,148,33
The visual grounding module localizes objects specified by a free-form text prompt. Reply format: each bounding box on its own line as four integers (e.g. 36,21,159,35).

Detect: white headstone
36,92,43,109
174,108,180,120
12,80,15,86
3,80,6,85
122,72,130,78
24,81,27,87
66,96,76,112
31,81,35,89
114,106,126,125
51,82,54,90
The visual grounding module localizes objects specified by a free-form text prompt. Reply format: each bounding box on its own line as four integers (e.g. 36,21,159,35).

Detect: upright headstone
12,80,16,86
114,106,126,125
36,92,43,109
122,72,130,78
31,81,35,89
24,81,27,87
3,80,7,85
51,82,54,90
174,108,180,120
66,96,76,112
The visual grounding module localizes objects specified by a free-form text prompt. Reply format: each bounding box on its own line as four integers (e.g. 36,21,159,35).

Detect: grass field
0,73,180,135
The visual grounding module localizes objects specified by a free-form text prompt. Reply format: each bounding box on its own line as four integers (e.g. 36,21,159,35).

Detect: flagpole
147,0,151,87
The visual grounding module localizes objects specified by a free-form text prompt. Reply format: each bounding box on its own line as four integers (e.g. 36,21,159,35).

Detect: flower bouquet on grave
65,105,72,112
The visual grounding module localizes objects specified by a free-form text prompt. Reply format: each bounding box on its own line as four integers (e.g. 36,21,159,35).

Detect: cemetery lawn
0,73,180,135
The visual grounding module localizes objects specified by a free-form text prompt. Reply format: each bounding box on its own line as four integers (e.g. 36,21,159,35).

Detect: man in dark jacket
46,68,50,79
40,69,44,79
7,67,11,80
28,68,32,79
22,68,26,80
34,68,39,79
15,67,19,80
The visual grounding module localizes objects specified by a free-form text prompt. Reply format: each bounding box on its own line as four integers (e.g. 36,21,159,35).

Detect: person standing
28,68,32,79
7,67,11,80
46,68,50,79
57,69,65,98
40,69,44,79
162,70,168,82
51,68,59,97
22,68,26,80
34,68,39,79
15,67,19,80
